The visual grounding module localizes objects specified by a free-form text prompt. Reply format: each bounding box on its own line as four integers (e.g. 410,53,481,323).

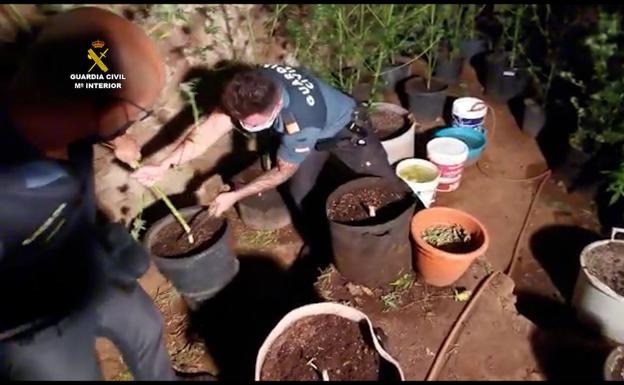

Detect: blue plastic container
433,127,487,166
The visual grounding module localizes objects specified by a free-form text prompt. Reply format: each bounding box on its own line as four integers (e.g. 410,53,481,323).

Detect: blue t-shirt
260,64,357,164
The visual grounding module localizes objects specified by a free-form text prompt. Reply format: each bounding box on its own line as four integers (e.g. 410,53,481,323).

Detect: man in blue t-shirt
128,64,403,240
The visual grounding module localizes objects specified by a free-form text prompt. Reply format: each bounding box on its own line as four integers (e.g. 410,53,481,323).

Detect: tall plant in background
561,10,624,203
422,4,445,90
438,4,464,61
494,4,529,68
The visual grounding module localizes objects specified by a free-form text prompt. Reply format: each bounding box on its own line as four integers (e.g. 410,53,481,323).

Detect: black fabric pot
404,76,448,123
326,176,416,288
434,57,464,84
144,206,239,304
484,52,529,102
522,98,546,139
459,38,489,61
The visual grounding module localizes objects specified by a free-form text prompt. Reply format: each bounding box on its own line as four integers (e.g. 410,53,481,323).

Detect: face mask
239,105,280,133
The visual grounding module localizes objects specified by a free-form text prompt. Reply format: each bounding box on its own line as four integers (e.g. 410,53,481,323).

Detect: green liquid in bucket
399,165,437,183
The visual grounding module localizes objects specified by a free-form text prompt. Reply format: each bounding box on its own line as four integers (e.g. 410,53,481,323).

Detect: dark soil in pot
422,224,476,254
260,314,380,381
150,210,224,259
327,186,410,226
586,242,624,297
369,109,408,141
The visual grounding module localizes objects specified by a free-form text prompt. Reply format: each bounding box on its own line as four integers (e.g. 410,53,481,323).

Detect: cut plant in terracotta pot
326,176,416,288
411,206,489,287
255,303,405,381
232,160,291,231
368,102,415,165
144,206,239,308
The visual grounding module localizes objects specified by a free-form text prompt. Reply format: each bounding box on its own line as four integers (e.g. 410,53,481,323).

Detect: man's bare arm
233,158,299,200
160,108,234,168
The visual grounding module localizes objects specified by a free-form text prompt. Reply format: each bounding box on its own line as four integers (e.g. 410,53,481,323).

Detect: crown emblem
92,40,105,49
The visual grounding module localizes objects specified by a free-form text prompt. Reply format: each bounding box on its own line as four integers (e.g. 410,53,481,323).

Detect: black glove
95,222,150,288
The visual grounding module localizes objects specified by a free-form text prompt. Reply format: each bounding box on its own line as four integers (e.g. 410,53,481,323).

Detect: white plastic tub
370,102,416,166
396,158,440,208
572,228,624,344
255,302,405,381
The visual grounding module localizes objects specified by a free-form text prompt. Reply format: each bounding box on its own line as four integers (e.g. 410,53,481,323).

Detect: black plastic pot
459,38,489,61
434,57,464,84
233,162,292,231
404,76,448,123
484,52,529,102
326,176,416,288
381,58,412,93
144,206,239,307
522,98,546,139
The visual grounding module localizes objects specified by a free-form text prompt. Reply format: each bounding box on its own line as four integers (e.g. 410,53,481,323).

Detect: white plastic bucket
370,102,416,166
426,137,469,192
255,302,405,381
395,158,440,208
571,228,624,344
452,97,488,133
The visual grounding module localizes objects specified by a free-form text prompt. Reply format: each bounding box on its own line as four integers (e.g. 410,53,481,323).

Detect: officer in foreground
0,7,213,381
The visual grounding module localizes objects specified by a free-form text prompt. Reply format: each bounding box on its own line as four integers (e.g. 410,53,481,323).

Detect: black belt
314,121,368,151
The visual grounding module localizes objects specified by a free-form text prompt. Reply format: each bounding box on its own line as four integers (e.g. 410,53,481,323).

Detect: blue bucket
433,127,487,166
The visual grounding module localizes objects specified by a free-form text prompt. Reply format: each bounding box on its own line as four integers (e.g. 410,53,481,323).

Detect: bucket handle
364,230,390,237
611,227,624,241
468,101,487,112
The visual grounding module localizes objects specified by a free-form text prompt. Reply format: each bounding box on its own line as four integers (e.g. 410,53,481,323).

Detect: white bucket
426,137,469,192
452,97,488,134
572,228,624,344
370,102,416,166
395,158,440,208
255,302,405,381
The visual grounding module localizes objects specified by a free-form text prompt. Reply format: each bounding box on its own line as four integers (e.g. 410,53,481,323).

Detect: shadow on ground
188,254,324,381
515,225,613,380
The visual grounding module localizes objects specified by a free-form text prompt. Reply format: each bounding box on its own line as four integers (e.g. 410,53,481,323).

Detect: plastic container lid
452,97,487,119
427,137,469,165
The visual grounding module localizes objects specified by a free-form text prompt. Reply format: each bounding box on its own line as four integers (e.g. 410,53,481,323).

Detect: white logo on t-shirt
263,64,316,107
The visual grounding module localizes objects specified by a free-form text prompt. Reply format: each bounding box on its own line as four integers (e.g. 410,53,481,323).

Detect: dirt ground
1,5,617,382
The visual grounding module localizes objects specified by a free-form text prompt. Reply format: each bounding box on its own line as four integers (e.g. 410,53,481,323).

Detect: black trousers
288,127,399,211
0,283,175,381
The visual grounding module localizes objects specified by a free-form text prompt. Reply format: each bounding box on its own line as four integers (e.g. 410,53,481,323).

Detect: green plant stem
427,4,436,90
510,7,522,68
6,4,30,32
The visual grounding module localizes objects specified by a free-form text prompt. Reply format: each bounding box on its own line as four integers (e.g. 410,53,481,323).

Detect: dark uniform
259,64,399,210
0,111,175,380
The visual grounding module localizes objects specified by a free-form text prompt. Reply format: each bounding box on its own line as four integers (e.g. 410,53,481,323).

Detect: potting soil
151,210,224,258
370,109,406,140
422,224,474,254
260,314,380,381
327,187,407,224
586,242,624,297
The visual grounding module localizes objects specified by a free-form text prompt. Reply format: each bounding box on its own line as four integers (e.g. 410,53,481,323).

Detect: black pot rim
144,205,227,261
404,76,448,95
326,176,415,230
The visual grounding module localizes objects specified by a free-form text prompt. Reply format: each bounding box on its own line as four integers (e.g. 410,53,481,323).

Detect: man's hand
208,191,240,218
131,163,169,187
111,135,141,167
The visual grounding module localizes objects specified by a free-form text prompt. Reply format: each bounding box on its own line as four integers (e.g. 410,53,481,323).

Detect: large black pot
144,206,239,307
484,52,529,102
434,57,464,84
326,176,416,288
404,76,448,123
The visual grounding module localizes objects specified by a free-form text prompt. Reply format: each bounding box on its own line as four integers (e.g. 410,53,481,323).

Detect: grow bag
572,228,624,344
484,52,529,102
326,176,416,288
370,102,416,166
255,302,405,381
144,206,239,304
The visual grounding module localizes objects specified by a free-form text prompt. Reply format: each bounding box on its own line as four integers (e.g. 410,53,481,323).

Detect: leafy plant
494,4,530,68
420,4,445,90
562,9,624,204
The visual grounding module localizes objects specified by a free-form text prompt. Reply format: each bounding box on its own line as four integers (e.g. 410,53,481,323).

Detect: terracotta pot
411,207,489,287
